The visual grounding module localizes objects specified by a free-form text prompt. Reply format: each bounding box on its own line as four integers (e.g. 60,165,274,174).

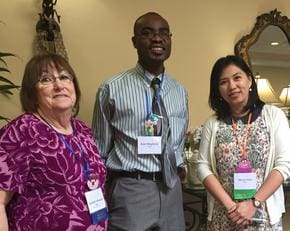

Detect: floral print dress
0,113,107,231
208,113,283,231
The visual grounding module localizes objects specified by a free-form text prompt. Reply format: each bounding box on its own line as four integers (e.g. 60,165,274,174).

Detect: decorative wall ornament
234,9,290,67
33,0,68,60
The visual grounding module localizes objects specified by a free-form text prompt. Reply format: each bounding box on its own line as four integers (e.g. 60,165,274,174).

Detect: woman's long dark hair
209,55,264,120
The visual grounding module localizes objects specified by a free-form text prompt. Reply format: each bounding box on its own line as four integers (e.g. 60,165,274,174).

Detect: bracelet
227,204,237,213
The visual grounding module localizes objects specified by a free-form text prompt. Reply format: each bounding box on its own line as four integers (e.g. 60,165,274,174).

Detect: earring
249,88,252,92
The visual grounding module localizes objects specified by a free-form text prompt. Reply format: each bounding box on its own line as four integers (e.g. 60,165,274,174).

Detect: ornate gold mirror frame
234,9,290,67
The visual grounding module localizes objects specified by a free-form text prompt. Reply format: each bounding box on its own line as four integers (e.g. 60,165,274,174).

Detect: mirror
235,9,290,96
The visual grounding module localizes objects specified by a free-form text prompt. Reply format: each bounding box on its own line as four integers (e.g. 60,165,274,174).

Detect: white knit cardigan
197,105,290,224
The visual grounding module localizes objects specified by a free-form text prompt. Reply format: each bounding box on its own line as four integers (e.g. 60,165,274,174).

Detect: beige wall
1,0,290,129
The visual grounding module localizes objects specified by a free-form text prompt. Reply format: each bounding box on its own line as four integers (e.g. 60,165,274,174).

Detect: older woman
0,54,107,230
197,55,290,230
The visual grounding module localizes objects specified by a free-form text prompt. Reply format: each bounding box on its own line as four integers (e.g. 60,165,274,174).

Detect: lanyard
144,71,164,118
231,112,252,159
58,134,91,180
38,114,91,180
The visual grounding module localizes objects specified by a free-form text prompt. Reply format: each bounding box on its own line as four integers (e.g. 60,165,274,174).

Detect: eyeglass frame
38,72,74,85
135,28,172,40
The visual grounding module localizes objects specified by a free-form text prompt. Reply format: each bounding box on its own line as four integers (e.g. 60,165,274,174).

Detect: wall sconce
279,85,290,106
255,74,279,104
279,85,290,119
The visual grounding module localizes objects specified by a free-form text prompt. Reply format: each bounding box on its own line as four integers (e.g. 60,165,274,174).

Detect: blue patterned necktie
151,78,177,188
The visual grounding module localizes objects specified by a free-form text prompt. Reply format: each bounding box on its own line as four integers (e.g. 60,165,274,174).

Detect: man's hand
177,164,187,181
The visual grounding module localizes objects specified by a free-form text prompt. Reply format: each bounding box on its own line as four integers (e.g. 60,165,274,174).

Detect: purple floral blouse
0,113,107,231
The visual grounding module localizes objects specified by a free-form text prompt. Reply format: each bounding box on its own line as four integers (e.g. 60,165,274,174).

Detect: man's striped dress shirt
92,63,189,172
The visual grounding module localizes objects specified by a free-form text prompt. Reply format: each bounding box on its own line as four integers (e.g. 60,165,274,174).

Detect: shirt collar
135,63,164,85
223,103,264,125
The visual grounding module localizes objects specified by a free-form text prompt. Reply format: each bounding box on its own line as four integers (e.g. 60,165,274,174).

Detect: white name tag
234,172,256,189
84,188,106,214
234,172,257,199
137,136,161,154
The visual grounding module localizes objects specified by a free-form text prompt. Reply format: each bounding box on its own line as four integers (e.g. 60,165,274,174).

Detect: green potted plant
0,52,20,122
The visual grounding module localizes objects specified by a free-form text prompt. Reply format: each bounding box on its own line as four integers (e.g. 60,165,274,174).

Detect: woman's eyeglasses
38,73,73,85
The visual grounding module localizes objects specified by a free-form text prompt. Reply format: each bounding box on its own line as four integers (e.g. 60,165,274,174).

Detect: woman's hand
227,200,256,225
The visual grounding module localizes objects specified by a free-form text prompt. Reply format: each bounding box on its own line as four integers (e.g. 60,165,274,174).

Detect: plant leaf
0,52,15,58
1,90,13,95
0,84,20,91
0,115,10,122
0,67,10,73
0,58,7,66
0,76,17,85
0,52,15,66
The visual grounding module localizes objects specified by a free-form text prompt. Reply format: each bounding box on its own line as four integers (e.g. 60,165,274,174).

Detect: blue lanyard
145,71,165,118
58,134,91,181
38,114,91,181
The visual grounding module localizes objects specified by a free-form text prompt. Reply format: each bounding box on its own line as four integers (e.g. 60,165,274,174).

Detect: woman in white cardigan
197,55,290,230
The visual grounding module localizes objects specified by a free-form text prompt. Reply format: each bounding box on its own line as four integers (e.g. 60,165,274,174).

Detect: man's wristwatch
251,197,262,208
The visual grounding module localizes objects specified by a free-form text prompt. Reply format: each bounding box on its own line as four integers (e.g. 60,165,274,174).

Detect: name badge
85,188,108,224
234,172,257,199
137,136,161,154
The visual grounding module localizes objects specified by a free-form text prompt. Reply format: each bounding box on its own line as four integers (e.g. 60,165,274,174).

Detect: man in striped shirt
92,12,189,231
